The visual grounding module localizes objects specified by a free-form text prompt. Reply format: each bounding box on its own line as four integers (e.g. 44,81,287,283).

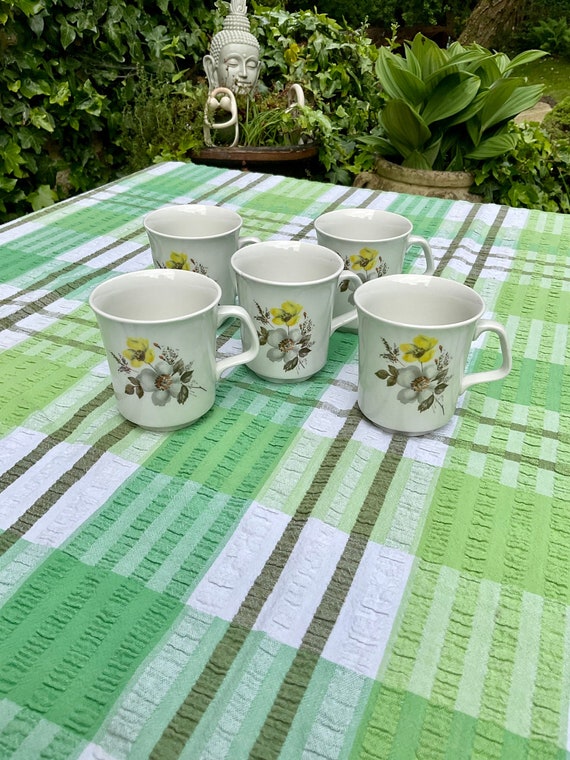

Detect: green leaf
29,107,55,132
28,184,55,211
409,33,448,79
380,99,431,158
420,72,480,126
60,20,76,49
466,132,518,159
479,81,544,133
505,49,549,72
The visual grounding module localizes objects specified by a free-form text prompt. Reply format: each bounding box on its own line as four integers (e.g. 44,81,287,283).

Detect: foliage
357,34,547,172
542,95,570,152
0,0,214,221
119,75,209,174
469,121,570,213
121,4,383,185
283,0,476,28
522,17,570,59
250,3,382,182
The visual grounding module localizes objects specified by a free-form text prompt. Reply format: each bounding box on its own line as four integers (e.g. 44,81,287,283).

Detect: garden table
0,161,569,760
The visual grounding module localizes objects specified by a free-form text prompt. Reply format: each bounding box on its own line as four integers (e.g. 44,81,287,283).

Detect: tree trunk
458,0,527,48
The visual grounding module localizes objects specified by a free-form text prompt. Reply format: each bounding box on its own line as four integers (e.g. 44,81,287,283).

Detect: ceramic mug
354,274,512,435
231,240,362,382
143,204,260,305
89,269,259,430
314,208,435,331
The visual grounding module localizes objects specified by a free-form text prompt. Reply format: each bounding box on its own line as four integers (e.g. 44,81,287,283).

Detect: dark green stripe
249,434,408,759
0,241,148,329
0,386,115,494
0,418,134,557
434,205,480,276
465,205,508,288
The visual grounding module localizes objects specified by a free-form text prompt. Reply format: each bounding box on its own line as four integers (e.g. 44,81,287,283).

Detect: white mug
89,269,259,430
314,208,435,331
231,241,362,382
354,275,512,435
144,204,260,305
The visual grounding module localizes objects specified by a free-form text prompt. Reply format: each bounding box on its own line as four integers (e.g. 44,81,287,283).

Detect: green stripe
249,434,408,758
0,551,181,739
149,406,364,759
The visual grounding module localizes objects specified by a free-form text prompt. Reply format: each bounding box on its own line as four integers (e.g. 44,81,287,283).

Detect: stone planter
354,156,481,202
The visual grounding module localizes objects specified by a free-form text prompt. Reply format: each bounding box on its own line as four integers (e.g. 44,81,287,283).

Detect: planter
192,144,319,178
354,156,481,202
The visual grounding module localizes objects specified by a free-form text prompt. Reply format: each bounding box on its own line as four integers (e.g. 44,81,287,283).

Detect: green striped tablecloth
0,161,569,760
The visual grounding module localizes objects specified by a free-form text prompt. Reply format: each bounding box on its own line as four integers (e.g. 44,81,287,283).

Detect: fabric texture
0,161,569,760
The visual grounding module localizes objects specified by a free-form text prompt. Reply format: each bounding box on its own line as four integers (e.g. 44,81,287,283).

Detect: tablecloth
0,161,569,759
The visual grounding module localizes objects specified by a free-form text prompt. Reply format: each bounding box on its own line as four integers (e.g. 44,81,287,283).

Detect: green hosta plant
362,34,548,172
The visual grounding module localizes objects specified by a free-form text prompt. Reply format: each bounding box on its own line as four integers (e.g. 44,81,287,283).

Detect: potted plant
354,34,548,199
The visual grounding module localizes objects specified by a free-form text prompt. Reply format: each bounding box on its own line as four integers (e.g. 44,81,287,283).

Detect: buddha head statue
203,0,261,95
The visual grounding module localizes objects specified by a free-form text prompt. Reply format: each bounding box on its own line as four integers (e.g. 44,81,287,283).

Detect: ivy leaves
0,0,215,221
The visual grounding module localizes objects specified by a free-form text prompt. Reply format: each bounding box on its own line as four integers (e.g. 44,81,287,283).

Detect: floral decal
375,335,452,414
253,300,314,373
340,246,388,298
157,251,208,275
112,338,205,406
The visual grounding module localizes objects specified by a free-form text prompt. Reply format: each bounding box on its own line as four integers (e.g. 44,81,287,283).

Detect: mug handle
215,305,260,379
238,236,261,247
461,320,512,393
331,271,362,333
408,235,435,275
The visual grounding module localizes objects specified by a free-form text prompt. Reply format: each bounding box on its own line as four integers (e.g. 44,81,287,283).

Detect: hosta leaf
409,33,448,79
505,49,549,72
380,99,431,158
479,81,544,132
420,72,480,126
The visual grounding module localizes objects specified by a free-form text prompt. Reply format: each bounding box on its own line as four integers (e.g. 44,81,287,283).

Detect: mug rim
143,203,242,239
354,274,485,329
231,240,344,286
314,208,412,243
89,269,222,324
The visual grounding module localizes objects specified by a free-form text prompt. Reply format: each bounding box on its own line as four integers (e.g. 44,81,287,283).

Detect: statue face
218,42,260,94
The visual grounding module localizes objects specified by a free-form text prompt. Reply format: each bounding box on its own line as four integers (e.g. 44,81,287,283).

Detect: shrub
469,121,570,212
0,0,215,222
542,95,570,151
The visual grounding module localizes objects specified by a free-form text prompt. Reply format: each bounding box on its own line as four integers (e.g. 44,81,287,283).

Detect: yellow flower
349,247,378,272
270,301,303,326
123,337,155,367
165,251,190,270
400,335,438,363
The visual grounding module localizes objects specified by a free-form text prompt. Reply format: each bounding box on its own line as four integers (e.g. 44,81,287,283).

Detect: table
0,161,569,760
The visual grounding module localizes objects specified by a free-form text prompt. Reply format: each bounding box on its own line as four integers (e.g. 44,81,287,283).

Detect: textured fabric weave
0,162,569,760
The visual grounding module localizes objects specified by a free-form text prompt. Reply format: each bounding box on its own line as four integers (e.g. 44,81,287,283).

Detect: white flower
396,364,438,405
137,361,182,406
266,327,303,363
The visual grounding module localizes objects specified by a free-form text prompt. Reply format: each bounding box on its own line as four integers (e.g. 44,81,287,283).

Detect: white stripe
0,220,44,243
0,441,89,528
57,235,119,263
189,502,290,619
24,452,139,547
322,543,413,678
0,427,47,477
78,743,120,760
254,517,348,649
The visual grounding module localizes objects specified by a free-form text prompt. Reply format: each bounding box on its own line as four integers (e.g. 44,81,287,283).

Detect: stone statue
202,1,306,149
203,0,261,96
